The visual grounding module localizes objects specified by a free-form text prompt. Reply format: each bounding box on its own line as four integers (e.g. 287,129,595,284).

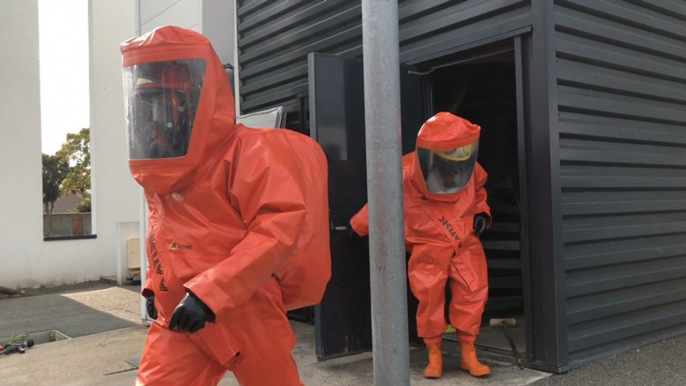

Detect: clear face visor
417,139,479,194
123,59,206,159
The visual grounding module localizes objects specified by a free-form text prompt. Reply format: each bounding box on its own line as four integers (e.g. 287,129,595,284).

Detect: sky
39,0,90,155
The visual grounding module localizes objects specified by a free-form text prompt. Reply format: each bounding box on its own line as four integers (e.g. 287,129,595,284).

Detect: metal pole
361,1,410,385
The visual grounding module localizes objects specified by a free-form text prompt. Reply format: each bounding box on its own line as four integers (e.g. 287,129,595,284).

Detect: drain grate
103,356,141,376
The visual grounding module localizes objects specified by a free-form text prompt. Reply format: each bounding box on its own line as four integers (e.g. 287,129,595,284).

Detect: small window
39,0,94,240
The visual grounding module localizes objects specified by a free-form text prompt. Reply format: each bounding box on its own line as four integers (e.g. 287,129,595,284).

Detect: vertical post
361,1,410,385
529,0,568,369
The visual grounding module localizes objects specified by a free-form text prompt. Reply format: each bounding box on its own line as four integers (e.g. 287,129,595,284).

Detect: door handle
330,220,352,232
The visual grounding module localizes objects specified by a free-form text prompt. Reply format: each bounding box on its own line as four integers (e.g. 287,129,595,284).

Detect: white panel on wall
200,0,235,65
139,0,179,26
140,0,198,34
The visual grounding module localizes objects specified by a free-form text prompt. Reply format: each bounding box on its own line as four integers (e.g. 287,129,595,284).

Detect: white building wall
88,0,141,282
0,0,235,289
139,0,201,35
0,0,139,288
136,0,235,65
0,0,45,287
199,0,235,65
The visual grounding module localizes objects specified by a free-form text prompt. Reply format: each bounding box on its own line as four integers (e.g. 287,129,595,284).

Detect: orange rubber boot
459,340,490,377
423,339,443,379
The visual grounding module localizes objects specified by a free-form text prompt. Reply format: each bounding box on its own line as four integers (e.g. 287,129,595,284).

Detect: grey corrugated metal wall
237,0,532,121
554,0,686,365
237,0,533,321
237,0,686,371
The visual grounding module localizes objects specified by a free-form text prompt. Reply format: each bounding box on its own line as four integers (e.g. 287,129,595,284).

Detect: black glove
473,213,489,237
169,292,215,333
146,294,158,320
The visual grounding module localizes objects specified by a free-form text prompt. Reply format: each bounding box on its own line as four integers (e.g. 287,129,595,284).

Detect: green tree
57,128,90,195
42,153,69,214
73,196,91,213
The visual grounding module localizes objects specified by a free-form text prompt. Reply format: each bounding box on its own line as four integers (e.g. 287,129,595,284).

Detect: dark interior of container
428,51,526,354
288,49,528,357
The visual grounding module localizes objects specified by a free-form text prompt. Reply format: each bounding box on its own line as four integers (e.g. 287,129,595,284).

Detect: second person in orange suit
351,112,491,379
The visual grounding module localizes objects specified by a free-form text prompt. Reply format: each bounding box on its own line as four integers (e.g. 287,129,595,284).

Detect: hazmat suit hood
121,26,235,195
411,112,481,203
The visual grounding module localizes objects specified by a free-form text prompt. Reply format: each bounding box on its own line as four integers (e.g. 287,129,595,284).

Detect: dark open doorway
308,39,531,363
424,49,527,358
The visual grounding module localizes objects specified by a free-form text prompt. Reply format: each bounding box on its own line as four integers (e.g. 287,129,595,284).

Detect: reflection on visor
435,143,475,161
123,59,206,160
418,139,479,194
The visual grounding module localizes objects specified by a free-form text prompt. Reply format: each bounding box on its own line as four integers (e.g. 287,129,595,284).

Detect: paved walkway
0,323,548,386
532,336,686,386
3,282,685,385
0,282,548,385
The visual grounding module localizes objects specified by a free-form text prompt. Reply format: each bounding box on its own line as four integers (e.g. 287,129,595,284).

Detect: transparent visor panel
123,59,206,159
417,139,479,194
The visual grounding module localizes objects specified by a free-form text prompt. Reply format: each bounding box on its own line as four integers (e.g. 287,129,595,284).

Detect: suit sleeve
184,138,307,315
142,271,154,298
473,163,492,225
350,204,370,236
142,227,155,299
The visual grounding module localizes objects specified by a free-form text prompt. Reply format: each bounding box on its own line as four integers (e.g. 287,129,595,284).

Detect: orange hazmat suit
121,26,330,386
351,112,491,378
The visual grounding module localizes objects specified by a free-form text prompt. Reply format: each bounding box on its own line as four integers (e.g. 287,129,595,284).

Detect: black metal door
308,53,423,359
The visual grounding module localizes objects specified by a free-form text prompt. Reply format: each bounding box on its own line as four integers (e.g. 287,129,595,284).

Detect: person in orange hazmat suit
120,26,331,386
350,112,491,379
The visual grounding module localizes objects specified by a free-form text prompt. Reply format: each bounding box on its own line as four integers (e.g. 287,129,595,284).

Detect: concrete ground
531,336,686,386
0,324,548,386
4,283,686,386
0,282,548,385
5,282,686,385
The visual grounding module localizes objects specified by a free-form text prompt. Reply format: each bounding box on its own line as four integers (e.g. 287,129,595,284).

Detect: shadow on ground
0,282,141,340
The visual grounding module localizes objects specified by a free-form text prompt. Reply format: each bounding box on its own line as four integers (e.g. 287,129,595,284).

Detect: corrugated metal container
553,0,686,367
237,0,531,120
234,0,686,373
